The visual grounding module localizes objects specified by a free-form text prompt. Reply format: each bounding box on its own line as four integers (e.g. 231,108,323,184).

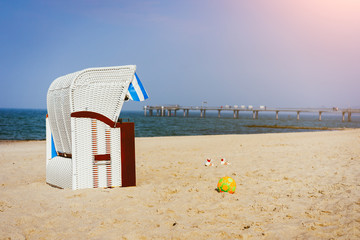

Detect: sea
0,108,360,140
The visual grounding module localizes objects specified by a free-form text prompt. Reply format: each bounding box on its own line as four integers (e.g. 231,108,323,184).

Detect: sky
0,0,359,110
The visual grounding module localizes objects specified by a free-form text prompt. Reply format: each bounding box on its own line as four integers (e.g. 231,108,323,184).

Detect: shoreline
0,139,45,143
1,129,359,239
0,127,358,142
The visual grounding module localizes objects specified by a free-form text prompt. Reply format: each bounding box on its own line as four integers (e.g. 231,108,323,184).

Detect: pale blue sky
1,0,359,110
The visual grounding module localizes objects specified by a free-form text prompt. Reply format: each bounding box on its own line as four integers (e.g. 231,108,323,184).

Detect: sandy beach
0,130,359,239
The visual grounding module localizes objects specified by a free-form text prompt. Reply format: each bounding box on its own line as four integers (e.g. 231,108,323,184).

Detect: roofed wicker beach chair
46,65,148,190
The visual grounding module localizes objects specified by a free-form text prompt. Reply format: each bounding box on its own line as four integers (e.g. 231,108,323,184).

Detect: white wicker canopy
47,65,136,156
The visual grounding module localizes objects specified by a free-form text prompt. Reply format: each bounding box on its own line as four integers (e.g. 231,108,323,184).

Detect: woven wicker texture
46,156,73,189
71,118,122,189
46,117,52,164
110,127,122,187
70,66,135,123
47,71,80,154
47,66,135,154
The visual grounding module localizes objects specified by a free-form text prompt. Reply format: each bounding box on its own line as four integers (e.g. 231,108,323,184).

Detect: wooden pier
143,105,360,122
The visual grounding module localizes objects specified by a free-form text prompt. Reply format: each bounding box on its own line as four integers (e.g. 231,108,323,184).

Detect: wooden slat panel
120,122,136,187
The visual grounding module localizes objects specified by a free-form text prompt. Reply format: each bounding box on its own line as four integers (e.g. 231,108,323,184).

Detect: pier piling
200,109,206,118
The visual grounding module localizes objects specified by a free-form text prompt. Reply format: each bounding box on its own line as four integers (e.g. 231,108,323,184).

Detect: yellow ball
217,176,236,194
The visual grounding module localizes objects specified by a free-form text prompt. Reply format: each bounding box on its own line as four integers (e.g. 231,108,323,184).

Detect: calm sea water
0,108,359,140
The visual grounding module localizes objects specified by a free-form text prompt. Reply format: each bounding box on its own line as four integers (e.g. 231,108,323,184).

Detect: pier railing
143,105,360,122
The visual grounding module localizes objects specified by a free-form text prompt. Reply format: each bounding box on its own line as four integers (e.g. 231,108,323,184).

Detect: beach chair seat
46,65,146,190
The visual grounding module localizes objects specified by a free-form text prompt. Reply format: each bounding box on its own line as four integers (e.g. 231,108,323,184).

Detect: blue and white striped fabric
127,72,149,101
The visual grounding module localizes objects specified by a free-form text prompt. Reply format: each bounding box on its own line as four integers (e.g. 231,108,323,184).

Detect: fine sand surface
0,130,359,239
